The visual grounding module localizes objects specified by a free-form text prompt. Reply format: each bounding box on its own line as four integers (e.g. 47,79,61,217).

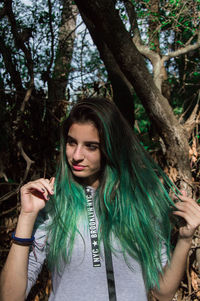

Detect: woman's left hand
173,191,200,240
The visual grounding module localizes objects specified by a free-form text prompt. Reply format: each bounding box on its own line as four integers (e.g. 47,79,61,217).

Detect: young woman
1,97,200,301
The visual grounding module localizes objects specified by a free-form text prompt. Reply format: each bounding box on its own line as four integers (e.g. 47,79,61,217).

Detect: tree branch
0,189,19,203
78,5,135,125
4,0,35,143
123,0,200,92
123,0,140,40
0,35,24,91
123,0,164,90
46,0,55,75
4,0,34,79
17,141,34,182
20,79,34,113
183,104,199,138
0,204,19,217
163,30,200,62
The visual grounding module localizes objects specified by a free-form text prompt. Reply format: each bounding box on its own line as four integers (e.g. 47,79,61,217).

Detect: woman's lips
72,164,85,171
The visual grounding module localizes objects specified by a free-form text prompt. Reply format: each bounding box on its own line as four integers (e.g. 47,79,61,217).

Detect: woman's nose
72,145,84,161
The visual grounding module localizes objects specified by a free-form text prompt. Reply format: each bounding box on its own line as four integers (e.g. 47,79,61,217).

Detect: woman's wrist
177,235,193,247
15,212,37,238
11,232,35,246
19,210,38,220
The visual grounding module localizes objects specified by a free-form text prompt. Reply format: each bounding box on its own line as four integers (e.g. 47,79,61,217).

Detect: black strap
85,187,101,267
85,186,117,300
104,246,117,301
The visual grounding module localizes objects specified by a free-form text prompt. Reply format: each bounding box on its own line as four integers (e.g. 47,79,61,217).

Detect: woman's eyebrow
67,135,100,145
85,141,100,145
67,135,76,141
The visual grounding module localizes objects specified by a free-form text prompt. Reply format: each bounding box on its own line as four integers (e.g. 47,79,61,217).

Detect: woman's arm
0,178,54,301
0,213,38,301
152,192,200,301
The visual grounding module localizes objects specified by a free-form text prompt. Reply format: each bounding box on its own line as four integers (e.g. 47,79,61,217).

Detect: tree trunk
74,0,192,189
78,9,135,126
48,0,78,103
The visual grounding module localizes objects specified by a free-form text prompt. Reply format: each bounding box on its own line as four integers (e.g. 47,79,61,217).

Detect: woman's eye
86,144,98,151
67,138,76,146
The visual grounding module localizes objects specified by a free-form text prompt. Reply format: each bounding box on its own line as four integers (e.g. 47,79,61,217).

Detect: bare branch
123,0,156,62
46,0,55,76
4,0,34,79
0,36,24,91
183,104,199,138
20,78,34,113
0,189,19,203
123,0,164,90
64,20,83,41
17,141,34,182
163,30,200,62
0,204,19,217
80,28,87,91
0,172,8,182
123,0,200,93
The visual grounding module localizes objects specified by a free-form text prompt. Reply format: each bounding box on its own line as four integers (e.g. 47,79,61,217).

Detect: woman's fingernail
49,177,54,183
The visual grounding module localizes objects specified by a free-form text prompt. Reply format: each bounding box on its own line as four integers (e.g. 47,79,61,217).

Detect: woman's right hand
0,178,55,301
20,177,55,215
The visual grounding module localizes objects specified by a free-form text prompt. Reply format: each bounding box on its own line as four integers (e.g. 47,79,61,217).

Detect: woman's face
66,122,101,188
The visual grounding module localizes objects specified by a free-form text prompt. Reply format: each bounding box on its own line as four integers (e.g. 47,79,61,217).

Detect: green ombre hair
47,97,177,290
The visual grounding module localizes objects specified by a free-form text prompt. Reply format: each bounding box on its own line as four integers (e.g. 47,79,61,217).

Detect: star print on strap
85,187,101,267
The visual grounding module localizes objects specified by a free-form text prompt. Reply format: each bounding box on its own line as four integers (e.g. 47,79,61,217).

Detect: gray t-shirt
26,188,167,300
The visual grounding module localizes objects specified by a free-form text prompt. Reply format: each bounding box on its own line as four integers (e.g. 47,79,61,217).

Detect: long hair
47,97,176,290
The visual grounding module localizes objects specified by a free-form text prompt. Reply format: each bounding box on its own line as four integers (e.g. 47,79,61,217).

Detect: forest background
0,0,200,300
